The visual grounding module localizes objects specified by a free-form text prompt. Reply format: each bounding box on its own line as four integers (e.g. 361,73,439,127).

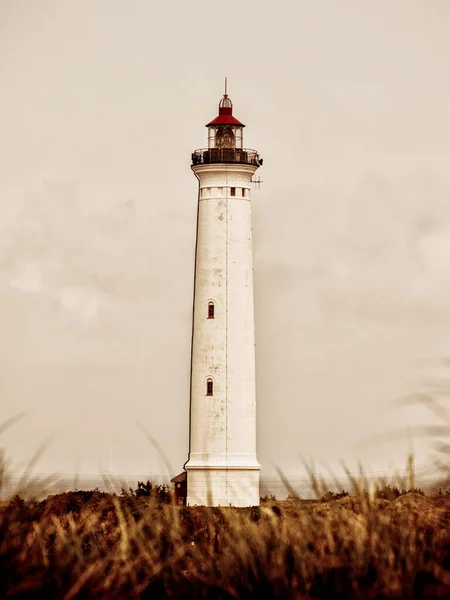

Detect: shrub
123,480,172,504
374,485,425,500
320,489,349,502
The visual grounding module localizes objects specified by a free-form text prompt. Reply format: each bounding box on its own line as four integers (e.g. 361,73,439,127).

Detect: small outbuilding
170,471,187,505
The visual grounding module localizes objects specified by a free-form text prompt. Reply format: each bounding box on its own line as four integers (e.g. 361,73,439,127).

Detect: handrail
191,148,262,167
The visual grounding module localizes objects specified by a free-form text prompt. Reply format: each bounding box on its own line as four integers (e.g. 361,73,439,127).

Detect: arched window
208,301,215,319
206,378,214,396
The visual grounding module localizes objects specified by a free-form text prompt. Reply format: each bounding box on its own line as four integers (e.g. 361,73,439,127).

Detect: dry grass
0,479,450,599
2,376,450,599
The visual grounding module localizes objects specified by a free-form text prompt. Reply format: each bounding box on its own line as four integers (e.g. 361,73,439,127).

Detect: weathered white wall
187,469,260,507
185,163,260,506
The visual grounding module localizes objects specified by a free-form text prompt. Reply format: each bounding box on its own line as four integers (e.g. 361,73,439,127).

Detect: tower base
186,468,260,507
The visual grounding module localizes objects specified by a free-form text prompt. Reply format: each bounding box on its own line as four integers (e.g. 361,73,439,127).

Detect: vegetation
0,473,450,599
1,382,450,598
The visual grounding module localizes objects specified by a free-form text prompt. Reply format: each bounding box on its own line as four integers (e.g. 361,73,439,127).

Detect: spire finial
218,78,232,113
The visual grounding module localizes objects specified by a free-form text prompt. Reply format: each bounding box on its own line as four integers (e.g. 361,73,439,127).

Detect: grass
0,470,450,599
2,378,450,599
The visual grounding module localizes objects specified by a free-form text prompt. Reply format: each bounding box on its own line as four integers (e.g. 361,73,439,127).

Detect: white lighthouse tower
184,83,262,507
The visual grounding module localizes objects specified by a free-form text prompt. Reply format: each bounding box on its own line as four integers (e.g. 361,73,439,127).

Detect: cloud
254,168,450,328
0,182,139,323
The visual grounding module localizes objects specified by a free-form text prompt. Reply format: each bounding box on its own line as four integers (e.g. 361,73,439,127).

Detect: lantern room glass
208,125,244,150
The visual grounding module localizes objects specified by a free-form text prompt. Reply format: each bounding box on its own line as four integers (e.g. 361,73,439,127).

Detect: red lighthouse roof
206,91,245,127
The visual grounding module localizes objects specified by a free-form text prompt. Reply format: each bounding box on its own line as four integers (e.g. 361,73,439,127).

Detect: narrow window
208,302,215,319
230,187,236,197
206,379,214,396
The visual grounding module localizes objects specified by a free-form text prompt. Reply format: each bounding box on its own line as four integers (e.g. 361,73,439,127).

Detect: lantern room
191,81,263,168
206,93,245,150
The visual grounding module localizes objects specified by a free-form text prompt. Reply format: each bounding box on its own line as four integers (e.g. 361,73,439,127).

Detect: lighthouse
184,83,262,507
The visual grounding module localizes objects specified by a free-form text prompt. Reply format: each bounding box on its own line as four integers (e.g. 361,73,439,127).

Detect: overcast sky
1,0,450,485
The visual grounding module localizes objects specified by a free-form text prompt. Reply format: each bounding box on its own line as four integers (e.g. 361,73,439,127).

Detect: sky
1,0,450,487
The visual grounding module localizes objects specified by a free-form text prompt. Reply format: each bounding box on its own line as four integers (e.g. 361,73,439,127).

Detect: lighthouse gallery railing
191,148,262,167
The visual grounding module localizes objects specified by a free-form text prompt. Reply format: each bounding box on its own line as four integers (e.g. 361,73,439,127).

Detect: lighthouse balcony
191,148,262,167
